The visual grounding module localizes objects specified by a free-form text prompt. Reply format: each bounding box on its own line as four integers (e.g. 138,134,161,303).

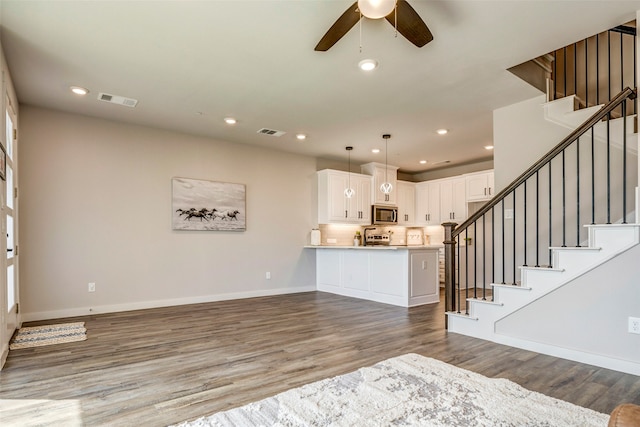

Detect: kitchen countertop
304,245,443,250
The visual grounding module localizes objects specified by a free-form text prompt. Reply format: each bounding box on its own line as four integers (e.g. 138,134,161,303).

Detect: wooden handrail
451,86,636,239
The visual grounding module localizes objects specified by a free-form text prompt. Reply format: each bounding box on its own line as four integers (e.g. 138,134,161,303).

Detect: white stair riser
493,287,533,307
589,226,639,249
520,268,565,288
552,250,604,273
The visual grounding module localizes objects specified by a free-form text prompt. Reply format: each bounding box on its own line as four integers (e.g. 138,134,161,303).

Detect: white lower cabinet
410,251,439,304
315,247,440,307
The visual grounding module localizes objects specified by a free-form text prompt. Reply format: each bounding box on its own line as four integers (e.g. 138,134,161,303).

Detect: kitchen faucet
363,227,377,246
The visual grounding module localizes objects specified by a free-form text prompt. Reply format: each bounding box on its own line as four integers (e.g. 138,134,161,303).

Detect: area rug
9,322,86,350
173,353,608,427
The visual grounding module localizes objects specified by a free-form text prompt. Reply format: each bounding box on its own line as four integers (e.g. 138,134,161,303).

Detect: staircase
443,86,640,376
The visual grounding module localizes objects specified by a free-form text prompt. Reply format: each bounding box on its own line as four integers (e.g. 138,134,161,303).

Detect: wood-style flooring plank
1,290,638,426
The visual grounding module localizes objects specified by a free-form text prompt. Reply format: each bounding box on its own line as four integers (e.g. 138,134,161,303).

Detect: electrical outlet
265,272,271,280
629,317,640,334
88,282,96,293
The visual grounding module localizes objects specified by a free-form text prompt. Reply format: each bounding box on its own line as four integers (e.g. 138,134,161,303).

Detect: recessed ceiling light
70,86,89,96
358,59,378,71
419,160,427,164
371,148,380,153
224,117,237,125
296,133,307,140
484,145,494,150
436,129,448,135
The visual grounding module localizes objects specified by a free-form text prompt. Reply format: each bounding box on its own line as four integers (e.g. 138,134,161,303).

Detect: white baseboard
21,286,317,322
492,333,640,376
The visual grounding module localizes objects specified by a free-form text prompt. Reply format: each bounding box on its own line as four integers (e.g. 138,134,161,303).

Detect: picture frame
0,142,6,181
172,177,246,231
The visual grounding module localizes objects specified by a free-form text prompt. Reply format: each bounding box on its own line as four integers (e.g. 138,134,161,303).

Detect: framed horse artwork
172,177,246,231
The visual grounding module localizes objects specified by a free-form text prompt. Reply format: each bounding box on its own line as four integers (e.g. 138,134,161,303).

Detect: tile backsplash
316,224,443,246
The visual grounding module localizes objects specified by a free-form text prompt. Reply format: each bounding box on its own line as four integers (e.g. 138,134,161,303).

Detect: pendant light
344,146,355,199
380,134,392,194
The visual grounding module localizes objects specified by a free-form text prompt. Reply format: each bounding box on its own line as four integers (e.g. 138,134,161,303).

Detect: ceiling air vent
98,92,138,108
257,128,286,137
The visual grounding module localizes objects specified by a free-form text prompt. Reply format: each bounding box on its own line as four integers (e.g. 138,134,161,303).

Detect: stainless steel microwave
372,205,398,225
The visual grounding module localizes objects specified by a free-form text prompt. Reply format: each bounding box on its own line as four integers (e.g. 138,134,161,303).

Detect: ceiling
2,1,640,175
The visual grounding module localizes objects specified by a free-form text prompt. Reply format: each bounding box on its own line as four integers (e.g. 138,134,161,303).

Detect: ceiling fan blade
315,2,361,51
385,0,433,48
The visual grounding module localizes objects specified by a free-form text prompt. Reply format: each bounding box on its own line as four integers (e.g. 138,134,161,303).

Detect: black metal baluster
596,33,600,105
536,171,540,267
634,34,637,115
473,222,477,299
465,228,469,313
576,137,581,247
502,199,506,283
563,46,567,97
491,206,495,296
553,50,557,100
573,42,577,98
591,128,595,224
620,30,624,95
608,31,611,103
482,214,486,301
512,191,516,285
623,100,627,224
523,180,528,266
562,150,566,247
585,37,589,107
457,237,461,314
607,112,611,224
549,162,553,266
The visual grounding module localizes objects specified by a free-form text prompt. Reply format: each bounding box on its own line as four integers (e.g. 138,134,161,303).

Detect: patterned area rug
9,322,86,350
174,353,609,427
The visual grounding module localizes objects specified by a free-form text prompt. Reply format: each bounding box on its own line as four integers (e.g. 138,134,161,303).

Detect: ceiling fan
315,0,433,52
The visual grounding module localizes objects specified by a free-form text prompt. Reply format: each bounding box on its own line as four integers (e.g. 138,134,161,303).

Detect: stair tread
520,266,565,272
466,298,503,306
584,223,640,228
492,283,532,290
549,246,602,251
446,311,478,321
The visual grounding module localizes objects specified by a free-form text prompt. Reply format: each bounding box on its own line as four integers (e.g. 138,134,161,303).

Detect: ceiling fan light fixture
358,0,396,19
358,59,378,71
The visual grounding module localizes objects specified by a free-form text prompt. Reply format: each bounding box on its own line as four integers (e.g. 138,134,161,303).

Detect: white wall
496,243,640,365
493,94,571,191
19,107,317,321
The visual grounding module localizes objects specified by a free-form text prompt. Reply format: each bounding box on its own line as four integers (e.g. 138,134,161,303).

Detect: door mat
9,322,87,350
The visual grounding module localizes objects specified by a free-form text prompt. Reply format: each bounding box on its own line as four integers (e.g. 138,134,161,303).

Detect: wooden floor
1,290,638,426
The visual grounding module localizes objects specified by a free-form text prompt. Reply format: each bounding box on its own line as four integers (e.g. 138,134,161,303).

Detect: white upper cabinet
360,162,399,205
317,169,372,225
397,181,416,225
415,181,441,226
466,170,495,201
440,177,467,223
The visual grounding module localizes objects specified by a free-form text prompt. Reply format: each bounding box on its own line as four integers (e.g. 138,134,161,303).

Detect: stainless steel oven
372,205,398,225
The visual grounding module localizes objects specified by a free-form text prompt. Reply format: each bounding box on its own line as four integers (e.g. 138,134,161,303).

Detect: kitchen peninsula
308,245,440,307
